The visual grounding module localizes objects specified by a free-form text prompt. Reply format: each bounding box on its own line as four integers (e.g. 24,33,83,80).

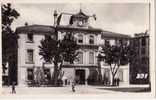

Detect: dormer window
27,33,33,43
89,35,94,44
78,34,83,44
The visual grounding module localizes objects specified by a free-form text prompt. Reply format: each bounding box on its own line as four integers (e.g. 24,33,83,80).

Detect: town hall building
15,9,130,86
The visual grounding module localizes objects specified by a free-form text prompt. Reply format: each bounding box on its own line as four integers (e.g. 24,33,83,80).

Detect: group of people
113,78,120,86
103,77,120,86
103,77,110,86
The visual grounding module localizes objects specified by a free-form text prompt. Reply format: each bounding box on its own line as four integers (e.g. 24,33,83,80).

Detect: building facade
16,10,130,86
130,32,149,84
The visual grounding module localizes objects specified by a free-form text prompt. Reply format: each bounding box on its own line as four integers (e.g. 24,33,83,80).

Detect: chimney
53,10,58,27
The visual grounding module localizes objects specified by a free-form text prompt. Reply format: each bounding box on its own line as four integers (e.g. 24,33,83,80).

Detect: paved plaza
1,85,150,95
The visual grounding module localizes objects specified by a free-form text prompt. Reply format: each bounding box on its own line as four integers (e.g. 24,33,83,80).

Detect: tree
2,3,20,85
39,33,79,86
97,51,103,84
98,40,135,85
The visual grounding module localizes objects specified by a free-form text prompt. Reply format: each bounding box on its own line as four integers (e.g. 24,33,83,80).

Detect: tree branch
114,62,120,76
112,63,117,74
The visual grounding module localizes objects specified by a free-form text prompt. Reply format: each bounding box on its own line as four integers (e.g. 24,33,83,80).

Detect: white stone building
16,10,130,86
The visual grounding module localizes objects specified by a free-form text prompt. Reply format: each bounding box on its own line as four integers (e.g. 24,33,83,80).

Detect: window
44,35,50,39
78,34,83,44
27,34,33,42
26,49,34,63
110,40,115,46
141,38,146,46
78,52,83,64
89,35,94,44
141,57,148,64
89,52,94,64
27,69,34,80
141,48,146,55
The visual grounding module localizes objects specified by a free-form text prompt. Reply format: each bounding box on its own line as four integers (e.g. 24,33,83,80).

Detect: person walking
117,78,120,86
72,81,76,92
12,82,16,94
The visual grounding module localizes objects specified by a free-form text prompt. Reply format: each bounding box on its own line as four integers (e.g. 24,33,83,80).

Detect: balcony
78,44,99,49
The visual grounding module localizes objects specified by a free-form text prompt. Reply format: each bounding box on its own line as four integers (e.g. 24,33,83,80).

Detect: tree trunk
111,74,115,86
52,63,59,86
97,61,102,84
8,54,17,85
52,61,63,86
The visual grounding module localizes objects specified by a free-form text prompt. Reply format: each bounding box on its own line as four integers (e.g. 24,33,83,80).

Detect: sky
11,3,150,36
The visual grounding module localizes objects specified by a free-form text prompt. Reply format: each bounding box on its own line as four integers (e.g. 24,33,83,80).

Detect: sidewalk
1,85,115,95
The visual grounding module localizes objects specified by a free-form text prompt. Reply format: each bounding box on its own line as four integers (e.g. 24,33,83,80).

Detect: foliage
2,3,20,63
2,3,20,85
39,35,60,64
39,33,79,86
98,40,135,85
59,33,79,63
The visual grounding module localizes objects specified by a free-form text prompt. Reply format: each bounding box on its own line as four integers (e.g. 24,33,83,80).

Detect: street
1,85,150,95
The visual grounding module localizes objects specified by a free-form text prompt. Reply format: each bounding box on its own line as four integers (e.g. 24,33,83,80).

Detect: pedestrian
72,81,76,92
12,81,16,94
65,79,67,85
117,78,120,86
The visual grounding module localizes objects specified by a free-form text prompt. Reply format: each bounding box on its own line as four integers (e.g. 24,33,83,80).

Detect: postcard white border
0,0,155,99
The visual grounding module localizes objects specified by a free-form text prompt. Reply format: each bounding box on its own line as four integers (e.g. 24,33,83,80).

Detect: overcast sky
11,3,149,36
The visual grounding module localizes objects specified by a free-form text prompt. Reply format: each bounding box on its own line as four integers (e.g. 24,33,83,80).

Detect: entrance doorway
75,69,85,84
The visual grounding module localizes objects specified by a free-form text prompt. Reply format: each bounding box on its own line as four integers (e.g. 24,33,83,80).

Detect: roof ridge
102,30,130,36
15,24,55,34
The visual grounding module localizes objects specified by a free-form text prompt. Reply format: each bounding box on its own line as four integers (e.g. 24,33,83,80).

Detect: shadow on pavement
97,87,151,92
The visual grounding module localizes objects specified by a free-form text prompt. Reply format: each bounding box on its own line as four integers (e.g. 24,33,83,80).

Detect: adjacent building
130,32,149,84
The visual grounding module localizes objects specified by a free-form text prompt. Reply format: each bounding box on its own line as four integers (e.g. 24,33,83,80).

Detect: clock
78,21,83,26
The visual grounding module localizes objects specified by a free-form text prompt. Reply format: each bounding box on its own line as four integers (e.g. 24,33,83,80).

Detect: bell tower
69,9,89,27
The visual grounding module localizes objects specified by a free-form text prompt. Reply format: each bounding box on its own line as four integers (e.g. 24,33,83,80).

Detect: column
123,67,129,85
85,68,89,85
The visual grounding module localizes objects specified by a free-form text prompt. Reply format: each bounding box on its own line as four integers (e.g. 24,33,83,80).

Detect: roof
15,24,130,39
71,10,89,19
134,33,149,38
15,25,55,34
102,30,131,39
57,25,130,39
